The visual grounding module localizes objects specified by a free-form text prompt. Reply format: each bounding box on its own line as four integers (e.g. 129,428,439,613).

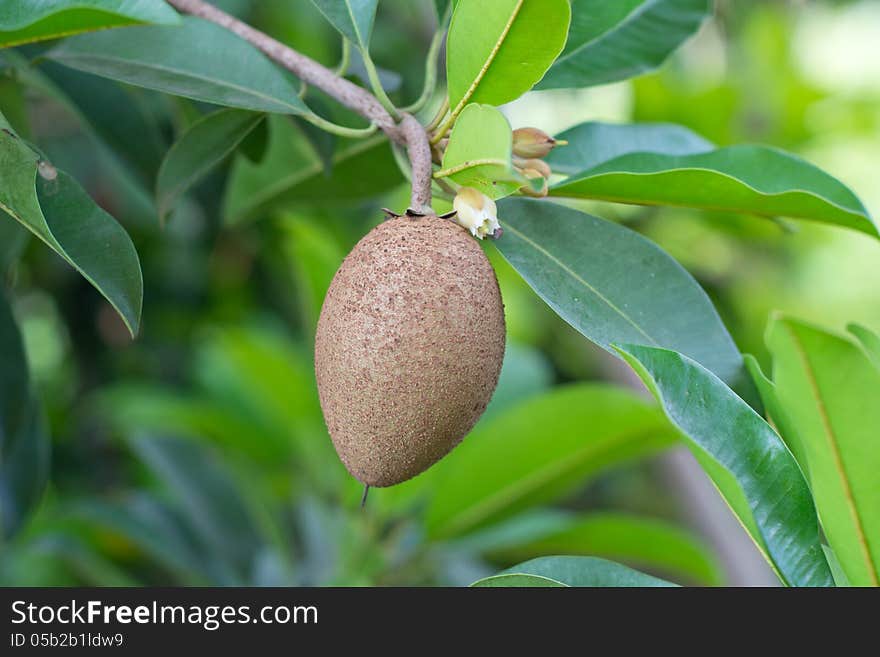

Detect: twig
166,0,434,211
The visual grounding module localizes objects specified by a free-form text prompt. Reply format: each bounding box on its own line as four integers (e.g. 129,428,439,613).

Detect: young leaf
765,318,880,586
425,384,678,538
0,0,180,48
0,126,143,335
48,16,309,114
439,103,520,198
309,0,378,49
224,115,401,224
537,0,711,90
614,344,834,587
446,0,570,114
0,292,50,539
545,121,714,176
472,556,676,587
156,109,265,222
494,198,752,399
551,145,877,237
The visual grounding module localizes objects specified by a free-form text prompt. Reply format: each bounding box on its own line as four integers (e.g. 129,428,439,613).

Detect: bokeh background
1,0,878,586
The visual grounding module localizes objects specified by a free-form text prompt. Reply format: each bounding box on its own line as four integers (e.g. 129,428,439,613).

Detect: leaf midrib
783,323,880,585
503,223,658,346
451,0,524,115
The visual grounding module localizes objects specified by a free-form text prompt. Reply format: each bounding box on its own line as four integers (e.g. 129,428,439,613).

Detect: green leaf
614,344,834,587
472,556,676,587
156,109,264,222
0,219,28,272
765,318,880,586
848,324,880,372
425,384,678,538
538,0,711,90
0,291,50,539
465,511,723,586
494,198,752,399
48,16,309,114
224,115,401,224
446,0,570,114
309,0,377,49
0,126,143,334
551,145,877,237
822,545,851,588
545,121,714,176
439,103,520,199
0,0,180,48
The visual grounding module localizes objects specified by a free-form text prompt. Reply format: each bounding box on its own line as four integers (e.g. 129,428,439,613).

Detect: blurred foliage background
1,0,878,586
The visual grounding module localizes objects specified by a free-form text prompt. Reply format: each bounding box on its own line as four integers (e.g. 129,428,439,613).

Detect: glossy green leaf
0,126,142,334
494,198,751,398
465,510,722,586
545,121,714,176
224,115,401,224
538,0,711,90
823,545,851,588
472,556,676,587
0,292,50,539
848,324,880,372
615,344,834,587
0,0,180,48
48,16,308,114
310,0,377,48
765,318,880,586
440,103,520,198
425,384,678,538
157,109,264,222
551,145,877,237
446,0,570,114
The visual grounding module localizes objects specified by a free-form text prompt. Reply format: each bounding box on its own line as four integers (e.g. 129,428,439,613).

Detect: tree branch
166,0,434,212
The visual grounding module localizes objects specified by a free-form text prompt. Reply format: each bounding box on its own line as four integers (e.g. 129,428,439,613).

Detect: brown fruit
315,214,506,487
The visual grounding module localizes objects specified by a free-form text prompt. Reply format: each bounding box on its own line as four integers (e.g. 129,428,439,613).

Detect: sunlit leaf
446,0,570,113
765,317,880,586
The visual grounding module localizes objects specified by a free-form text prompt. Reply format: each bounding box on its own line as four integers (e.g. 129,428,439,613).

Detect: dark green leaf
425,384,678,538
472,556,676,587
0,291,50,539
545,121,714,176
495,198,751,398
156,109,264,221
0,0,180,48
551,146,877,237
48,16,309,114
614,344,834,587
0,125,143,334
538,0,711,90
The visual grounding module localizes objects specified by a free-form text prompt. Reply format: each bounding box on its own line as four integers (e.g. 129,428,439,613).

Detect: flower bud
453,187,501,240
515,157,552,180
512,127,558,159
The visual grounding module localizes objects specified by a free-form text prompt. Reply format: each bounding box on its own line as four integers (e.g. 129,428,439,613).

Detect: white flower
452,187,500,239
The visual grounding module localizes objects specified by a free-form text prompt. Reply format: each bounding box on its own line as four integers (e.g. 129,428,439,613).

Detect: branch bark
166,0,434,212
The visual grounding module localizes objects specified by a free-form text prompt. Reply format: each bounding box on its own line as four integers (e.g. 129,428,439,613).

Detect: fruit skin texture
315,214,506,487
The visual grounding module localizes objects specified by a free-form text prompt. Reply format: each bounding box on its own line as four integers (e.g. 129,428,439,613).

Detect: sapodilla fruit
315,214,506,487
